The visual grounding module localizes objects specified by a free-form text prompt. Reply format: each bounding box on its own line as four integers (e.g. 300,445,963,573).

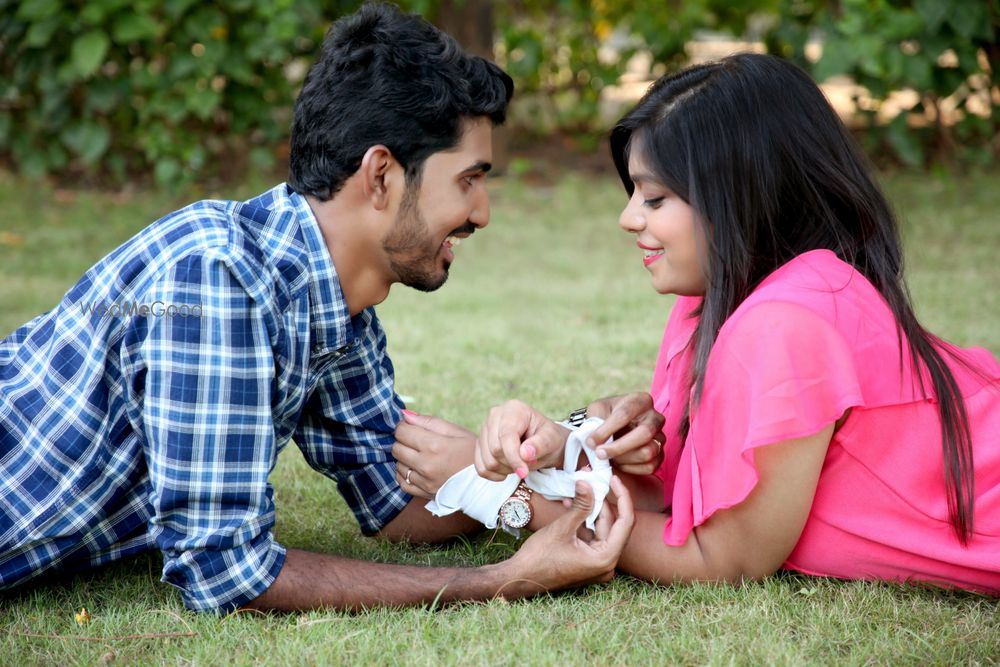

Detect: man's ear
359,145,396,211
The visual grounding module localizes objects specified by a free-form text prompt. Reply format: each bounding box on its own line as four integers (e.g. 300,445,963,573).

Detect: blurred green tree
0,0,995,186
490,0,774,141
766,0,999,166
0,0,352,186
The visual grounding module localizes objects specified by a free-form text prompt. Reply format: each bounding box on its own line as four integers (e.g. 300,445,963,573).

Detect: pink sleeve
663,301,865,546
649,297,700,493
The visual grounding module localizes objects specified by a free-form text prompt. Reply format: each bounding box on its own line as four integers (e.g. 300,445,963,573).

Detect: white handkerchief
425,417,612,530
425,466,520,529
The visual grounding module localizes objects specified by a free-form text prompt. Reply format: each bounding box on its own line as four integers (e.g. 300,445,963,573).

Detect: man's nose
470,186,490,229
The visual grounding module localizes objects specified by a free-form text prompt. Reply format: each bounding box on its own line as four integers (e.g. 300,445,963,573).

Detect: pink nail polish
516,466,528,479
596,449,609,460
522,444,536,460
402,409,418,417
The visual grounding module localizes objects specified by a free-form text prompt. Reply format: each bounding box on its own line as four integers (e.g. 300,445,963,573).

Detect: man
0,3,633,613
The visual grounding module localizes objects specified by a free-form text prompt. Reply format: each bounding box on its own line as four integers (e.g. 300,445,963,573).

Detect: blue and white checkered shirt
0,184,408,612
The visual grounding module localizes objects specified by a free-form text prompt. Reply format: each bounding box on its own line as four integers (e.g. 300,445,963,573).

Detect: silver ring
405,469,413,484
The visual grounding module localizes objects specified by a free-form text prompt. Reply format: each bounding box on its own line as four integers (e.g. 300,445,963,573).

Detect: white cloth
425,417,613,531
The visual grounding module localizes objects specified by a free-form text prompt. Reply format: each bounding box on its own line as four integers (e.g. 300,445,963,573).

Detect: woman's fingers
391,440,418,468
608,440,664,476
396,462,431,500
401,409,474,438
587,393,664,453
476,401,537,479
476,422,507,481
586,395,644,445
594,423,655,459
499,424,529,479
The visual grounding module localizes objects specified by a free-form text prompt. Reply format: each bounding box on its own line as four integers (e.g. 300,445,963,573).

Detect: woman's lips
638,241,664,266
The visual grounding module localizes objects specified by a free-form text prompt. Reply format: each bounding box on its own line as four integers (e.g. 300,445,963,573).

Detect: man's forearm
378,498,481,543
243,548,535,612
245,478,636,613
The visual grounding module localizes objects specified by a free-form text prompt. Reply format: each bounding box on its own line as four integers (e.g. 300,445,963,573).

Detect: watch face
499,498,531,529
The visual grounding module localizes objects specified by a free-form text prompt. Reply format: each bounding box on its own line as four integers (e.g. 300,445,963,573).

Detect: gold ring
405,469,413,484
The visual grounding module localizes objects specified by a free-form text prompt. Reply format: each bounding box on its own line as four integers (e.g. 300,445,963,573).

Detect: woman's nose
618,196,644,233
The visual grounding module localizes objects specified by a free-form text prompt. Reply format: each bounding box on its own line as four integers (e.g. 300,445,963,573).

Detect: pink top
650,250,1000,593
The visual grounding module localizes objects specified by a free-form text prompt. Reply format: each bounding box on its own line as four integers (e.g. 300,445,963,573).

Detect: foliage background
1,0,996,187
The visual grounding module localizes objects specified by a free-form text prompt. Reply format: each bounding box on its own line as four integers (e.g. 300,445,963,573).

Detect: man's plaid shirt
0,184,408,612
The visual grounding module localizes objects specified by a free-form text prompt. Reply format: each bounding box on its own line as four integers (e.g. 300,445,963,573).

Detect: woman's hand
585,393,666,475
393,411,475,500
476,400,570,481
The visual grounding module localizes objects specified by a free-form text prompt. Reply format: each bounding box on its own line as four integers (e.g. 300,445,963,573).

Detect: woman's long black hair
610,53,975,544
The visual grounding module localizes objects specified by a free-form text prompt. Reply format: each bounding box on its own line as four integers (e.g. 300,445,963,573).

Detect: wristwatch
564,406,588,428
498,481,533,530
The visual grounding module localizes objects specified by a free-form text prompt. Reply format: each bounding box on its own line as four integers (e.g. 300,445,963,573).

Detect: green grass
2,167,999,665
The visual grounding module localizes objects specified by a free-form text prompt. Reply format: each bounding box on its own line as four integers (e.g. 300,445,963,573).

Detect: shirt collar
282,184,357,356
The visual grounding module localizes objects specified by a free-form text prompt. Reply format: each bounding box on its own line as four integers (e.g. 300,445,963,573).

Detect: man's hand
476,400,570,481
585,393,666,475
393,411,475,499
499,476,635,595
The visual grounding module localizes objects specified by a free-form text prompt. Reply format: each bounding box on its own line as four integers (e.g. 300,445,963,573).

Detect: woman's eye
643,196,665,208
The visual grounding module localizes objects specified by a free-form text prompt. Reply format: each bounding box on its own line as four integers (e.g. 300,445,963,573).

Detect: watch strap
563,407,588,428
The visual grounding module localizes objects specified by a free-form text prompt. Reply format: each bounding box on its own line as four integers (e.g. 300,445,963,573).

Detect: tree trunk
433,0,494,59
432,0,510,173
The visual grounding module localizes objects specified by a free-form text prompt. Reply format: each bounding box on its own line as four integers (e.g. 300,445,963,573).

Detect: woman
395,53,1000,593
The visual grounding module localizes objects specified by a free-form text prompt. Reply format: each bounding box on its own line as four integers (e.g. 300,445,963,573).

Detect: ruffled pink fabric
651,250,1000,593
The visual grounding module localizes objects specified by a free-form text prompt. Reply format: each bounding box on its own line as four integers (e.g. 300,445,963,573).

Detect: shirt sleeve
294,309,408,536
664,300,865,546
649,295,700,497
134,251,285,612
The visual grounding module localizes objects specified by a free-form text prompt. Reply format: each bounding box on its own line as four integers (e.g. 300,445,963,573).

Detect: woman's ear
359,144,396,211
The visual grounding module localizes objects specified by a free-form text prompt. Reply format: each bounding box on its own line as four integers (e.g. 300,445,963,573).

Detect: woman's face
618,146,706,296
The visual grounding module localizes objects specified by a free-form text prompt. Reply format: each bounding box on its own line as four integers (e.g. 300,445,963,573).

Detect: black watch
564,407,588,428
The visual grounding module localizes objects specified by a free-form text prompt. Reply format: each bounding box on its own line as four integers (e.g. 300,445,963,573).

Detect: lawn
1,166,999,665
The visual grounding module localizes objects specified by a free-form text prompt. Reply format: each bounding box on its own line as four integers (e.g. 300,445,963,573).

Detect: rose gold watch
498,481,533,530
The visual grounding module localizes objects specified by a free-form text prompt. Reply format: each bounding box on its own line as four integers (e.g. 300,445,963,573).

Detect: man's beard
382,186,450,293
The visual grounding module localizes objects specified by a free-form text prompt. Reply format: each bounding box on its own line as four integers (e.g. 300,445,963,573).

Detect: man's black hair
288,2,514,200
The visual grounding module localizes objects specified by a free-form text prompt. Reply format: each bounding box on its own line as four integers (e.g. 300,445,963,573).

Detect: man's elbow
373,523,411,543
374,523,452,545
375,502,480,544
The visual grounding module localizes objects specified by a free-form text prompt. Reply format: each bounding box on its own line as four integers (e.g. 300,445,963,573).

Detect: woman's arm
618,424,833,583
616,471,668,513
